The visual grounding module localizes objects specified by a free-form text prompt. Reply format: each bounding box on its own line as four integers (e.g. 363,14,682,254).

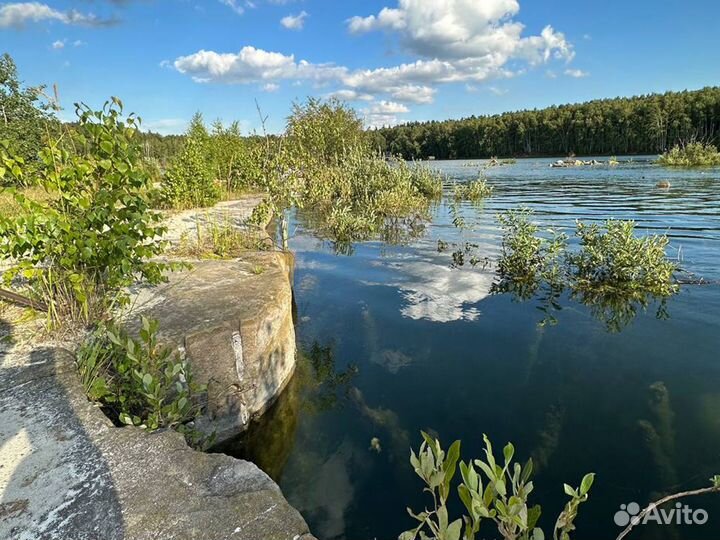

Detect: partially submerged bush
77,316,205,435
0,98,170,327
658,142,720,167
302,149,443,242
401,432,595,540
569,220,678,297
454,177,493,201
494,209,679,330
496,209,567,299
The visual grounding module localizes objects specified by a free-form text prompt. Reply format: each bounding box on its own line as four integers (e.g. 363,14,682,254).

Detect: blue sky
2,0,719,134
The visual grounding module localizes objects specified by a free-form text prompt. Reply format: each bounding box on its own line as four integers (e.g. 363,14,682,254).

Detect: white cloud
51,39,65,49
173,47,346,85
219,0,244,15
262,82,280,92
488,86,508,96
325,89,375,102
173,0,576,106
0,2,115,28
362,100,411,128
564,68,589,78
280,10,308,30
347,0,573,64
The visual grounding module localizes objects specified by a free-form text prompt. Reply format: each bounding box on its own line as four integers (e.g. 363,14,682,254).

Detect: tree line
371,87,720,159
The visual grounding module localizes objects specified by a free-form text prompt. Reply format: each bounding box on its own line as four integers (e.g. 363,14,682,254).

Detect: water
221,158,720,540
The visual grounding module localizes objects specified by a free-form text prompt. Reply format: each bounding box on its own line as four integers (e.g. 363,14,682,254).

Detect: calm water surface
225,158,720,540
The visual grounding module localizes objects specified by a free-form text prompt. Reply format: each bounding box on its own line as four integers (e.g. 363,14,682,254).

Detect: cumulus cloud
347,0,573,63
262,82,280,92
173,0,576,106
362,100,410,128
51,39,65,49
0,2,117,28
280,10,307,30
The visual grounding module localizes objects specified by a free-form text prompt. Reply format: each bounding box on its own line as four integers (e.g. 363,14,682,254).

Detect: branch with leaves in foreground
401,432,595,540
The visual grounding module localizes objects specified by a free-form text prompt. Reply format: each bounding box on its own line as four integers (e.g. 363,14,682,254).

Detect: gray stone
126,250,297,444
0,344,316,540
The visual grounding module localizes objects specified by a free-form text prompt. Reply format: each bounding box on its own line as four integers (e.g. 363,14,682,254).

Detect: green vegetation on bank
658,142,720,167
77,316,208,446
372,87,720,159
0,99,171,328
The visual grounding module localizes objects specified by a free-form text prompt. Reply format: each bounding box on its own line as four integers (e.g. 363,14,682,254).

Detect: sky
1,0,719,134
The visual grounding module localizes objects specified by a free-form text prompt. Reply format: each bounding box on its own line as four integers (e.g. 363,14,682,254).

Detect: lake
219,157,720,540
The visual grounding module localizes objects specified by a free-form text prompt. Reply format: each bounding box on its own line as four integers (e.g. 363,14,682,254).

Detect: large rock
0,344,315,540
124,195,299,443
127,250,297,444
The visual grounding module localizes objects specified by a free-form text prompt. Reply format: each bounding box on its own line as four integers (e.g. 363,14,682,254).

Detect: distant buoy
656,180,671,189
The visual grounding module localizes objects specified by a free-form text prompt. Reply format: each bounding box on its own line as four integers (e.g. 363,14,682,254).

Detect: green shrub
401,432,594,540
494,210,679,330
454,177,493,201
0,98,170,327
0,53,58,170
287,97,368,165
496,209,568,299
77,316,205,434
569,220,678,297
658,142,720,167
163,137,220,209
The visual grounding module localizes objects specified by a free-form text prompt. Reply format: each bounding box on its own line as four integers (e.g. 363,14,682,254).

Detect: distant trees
374,87,720,159
0,53,57,165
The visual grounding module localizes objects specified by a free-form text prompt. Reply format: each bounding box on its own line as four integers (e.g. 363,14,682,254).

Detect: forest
372,87,720,159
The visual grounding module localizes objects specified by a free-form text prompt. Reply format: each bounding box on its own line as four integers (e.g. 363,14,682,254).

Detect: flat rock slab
0,343,315,540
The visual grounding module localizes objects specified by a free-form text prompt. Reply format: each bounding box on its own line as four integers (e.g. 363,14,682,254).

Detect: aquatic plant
496,208,568,300
494,210,678,330
0,99,171,328
569,220,678,298
76,316,207,444
401,432,595,540
454,177,494,201
658,142,720,167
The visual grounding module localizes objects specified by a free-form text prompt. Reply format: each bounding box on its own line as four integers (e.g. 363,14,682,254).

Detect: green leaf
580,473,595,496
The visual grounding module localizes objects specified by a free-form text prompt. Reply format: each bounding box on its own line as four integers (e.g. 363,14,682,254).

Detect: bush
454,177,493,201
402,432,594,540
77,316,205,434
0,98,170,327
163,137,220,209
569,220,678,297
496,209,567,299
658,142,720,167
0,53,58,171
494,210,679,330
287,97,368,165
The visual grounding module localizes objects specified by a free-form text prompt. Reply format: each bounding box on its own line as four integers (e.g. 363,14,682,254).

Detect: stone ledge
0,345,316,540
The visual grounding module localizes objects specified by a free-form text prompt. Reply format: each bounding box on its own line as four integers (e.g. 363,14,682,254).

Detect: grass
171,215,272,259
